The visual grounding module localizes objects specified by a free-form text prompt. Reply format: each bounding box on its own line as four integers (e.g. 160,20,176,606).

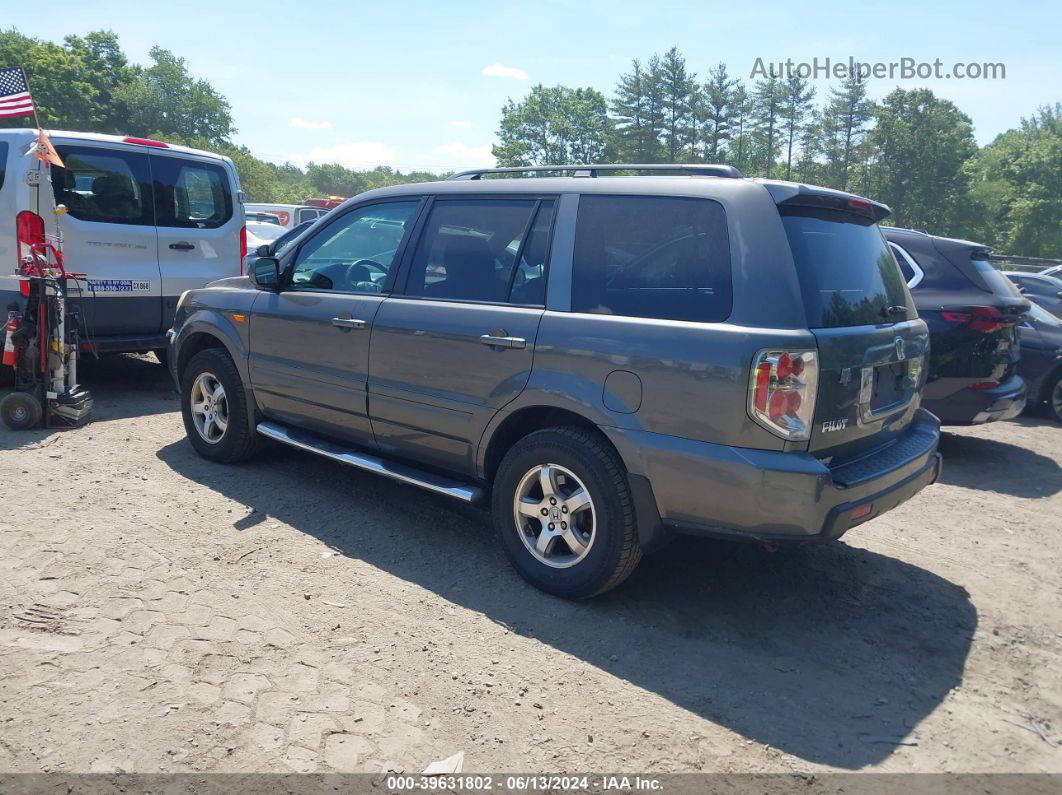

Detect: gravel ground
0,354,1059,774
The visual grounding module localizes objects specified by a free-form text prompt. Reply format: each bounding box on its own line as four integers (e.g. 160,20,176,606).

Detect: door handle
332,317,366,330
169,242,195,251
480,334,526,349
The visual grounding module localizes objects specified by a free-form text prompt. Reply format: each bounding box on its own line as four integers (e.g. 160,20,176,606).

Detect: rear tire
492,426,642,599
180,348,261,463
1,391,43,430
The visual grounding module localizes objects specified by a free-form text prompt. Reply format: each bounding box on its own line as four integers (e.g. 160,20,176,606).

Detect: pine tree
780,75,815,181
660,47,696,162
819,73,873,190
752,77,784,177
727,84,753,173
611,56,665,161
701,62,736,162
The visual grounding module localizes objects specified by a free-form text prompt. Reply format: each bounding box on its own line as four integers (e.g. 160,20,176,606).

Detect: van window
51,146,153,226
571,195,732,322
0,142,8,191
152,156,233,228
405,199,538,303
781,207,913,328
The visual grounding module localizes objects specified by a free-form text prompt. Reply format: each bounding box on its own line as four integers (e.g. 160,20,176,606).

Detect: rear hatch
923,243,1028,386
779,203,928,462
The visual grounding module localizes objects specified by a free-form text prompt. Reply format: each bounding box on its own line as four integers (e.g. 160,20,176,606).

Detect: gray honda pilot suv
169,164,942,599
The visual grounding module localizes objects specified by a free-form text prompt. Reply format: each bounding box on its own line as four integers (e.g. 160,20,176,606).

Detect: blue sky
8,0,1061,172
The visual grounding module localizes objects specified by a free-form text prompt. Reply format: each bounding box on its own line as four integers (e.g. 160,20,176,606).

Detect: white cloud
434,142,493,164
289,116,333,130
293,141,397,169
450,120,473,128
482,63,528,80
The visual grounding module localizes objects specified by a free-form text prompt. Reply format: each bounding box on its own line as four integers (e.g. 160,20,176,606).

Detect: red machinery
1,232,93,430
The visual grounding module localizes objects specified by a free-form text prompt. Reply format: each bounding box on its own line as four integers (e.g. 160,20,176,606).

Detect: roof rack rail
447,163,744,181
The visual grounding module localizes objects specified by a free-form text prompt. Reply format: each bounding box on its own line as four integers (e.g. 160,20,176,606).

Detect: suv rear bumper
923,373,1027,425
603,409,941,542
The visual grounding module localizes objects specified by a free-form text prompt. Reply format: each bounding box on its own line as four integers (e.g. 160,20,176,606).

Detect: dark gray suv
168,164,942,599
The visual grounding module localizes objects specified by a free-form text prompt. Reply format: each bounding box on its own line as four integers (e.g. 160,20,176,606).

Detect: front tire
492,426,642,599
180,348,261,463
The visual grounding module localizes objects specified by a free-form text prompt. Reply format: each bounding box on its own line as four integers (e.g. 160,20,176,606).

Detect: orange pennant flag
28,128,64,168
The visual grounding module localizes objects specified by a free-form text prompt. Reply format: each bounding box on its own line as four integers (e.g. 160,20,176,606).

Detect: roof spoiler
764,183,891,222
448,163,744,180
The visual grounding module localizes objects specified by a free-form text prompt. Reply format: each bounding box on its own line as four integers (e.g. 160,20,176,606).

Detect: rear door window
51,145,153,225
404,199,540,303
571,195,732,322
152,156,233,228
781,207,912,328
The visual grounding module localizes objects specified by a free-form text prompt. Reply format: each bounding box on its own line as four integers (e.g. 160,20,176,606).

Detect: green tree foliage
819,74,873,191
611,57,666,161
700,62,736,162
870,88,977,233
780,75,815,181
660,47,696,162
493,85,611,166
116,47,234,144
964,104,1062,257
752,77,784,177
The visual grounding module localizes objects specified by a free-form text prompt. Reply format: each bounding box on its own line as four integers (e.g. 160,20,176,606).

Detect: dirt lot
0,354,1060,775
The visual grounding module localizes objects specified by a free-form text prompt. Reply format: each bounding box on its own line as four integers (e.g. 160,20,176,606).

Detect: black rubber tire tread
180,348,262,463
1047,372,1062,423
492,425,642,599
1,391,43,430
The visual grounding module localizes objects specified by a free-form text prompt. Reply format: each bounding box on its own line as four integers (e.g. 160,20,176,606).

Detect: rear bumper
923,373,1027,425
603,409,941,542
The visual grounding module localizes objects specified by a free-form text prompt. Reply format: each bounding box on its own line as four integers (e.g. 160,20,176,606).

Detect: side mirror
256,243,270,257
250,256,280,290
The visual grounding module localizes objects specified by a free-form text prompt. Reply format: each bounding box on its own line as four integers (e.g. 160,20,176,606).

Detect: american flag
0,67,35,120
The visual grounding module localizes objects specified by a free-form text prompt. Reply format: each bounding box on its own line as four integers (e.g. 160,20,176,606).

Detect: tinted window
152,156,233,228
510,201,554,305
291,201,419,293
781,207,912,328
571,196,731,322
51,146,152,225
1018,275,1062,297
406,199,537,302
0,142,8,191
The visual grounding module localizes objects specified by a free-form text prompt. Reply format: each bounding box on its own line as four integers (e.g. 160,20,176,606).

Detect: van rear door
153,152,242,328
51,141,162,336
779,204,929,461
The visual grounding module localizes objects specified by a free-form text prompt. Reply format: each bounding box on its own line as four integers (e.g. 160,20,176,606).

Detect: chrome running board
256,421,485,504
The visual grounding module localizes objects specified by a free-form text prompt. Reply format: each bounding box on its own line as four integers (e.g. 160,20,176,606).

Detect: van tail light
748,349,818,441
941,306,1009,333
239,226,247,274
16,210,45,267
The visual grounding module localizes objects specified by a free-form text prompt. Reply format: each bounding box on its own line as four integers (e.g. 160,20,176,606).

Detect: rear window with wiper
780,206,914,328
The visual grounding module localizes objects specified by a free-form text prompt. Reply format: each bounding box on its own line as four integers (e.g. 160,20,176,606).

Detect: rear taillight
941,306,1008,333
16,211,45,266
749,350,818,441
239,226,247,273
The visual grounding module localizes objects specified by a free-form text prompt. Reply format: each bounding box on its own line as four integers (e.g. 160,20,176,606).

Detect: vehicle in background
1040,264,1062,279
1004,271,1062,317
245,211,283,225
883,227,1030,425
243,221,288,271
244,221,315,272
303,196,346,211
169,164,941,599
245,203,329,229
1017,302,1062,422
0,129,243,373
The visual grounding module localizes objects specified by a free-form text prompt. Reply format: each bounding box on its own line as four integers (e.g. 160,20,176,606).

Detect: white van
0,130,244,363
244,203,329,230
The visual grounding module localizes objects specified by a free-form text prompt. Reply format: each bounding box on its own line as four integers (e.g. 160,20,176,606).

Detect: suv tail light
749,350,818,441
941,306,1009,333
239,225,247,273
16,211,45,269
